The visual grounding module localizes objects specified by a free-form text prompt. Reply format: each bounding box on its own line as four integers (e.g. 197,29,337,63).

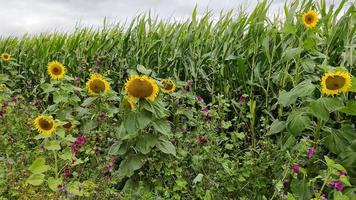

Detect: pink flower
307,147,315,158
202,107,209,113
291,164,301,174
339,170,346,177
329,180,343,192
239,95,247,103
197,96,204,102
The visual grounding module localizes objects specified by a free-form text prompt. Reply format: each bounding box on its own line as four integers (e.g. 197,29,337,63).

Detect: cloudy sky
0,0,348,37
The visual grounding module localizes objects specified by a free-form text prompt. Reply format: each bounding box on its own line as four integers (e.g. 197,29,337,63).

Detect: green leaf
137,65,152,75
48,177,62,192
349,77,356,92
286,111,310,136
136,111,152,130
44,140,61,151
308,99,329,121
26,174,45,186
81,97,97,107
320,97,344,112
124,112,138,135
82,120,98,132
29,157,50,174
135,134,159,154
324,125,356,154
59,148,74,160
339,101,356,116
118,154,146,177
193,173,204,184
278,80,315,107
340,174,351,186
108,141,123,155
267,120,286,136
290,178,312,200
283,47,303,61
156,139,176,156
152,120,171,135
334,191,350,200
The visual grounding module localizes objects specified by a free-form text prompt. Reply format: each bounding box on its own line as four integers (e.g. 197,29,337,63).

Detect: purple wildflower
202,107,209,113
98,112,106,123
291,164,301,174
329,180,344,192
307,147,315,158
2,101,9,107
339,170,346,177
0,110,5,117
71,135,86,154
239,95,247,103
187,81,193,90
11,97,17,103
64,168,72,177
197,96,204,102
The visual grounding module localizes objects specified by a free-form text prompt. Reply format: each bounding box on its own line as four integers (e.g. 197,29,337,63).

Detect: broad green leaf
82,120,98,132
81,97,97,107
26,174,45,186
108,141,123,155
152,120,171,135
135,134,159,154
44,140,61,151
290,178,312,200
324,125,356,154
283,47,303,61
286,111,310,136
278,80,315,107
334,191,350,200
156,139,176,156
48,177,62,192
136,111,151,130
119,154,146,177
320,97,344,112
308,99,329,121
124,112,138,135
267,120,286,136
339,101,356,116
29,157,50,174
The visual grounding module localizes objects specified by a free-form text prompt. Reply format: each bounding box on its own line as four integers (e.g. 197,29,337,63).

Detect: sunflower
86,73,110,96
63,121,74,132
161,79,176,94
1,53,11,61
302,10,318,29
123,96,136,111
125,75,159,101
321,71,352,96
47,61,66,80
33,115,56,137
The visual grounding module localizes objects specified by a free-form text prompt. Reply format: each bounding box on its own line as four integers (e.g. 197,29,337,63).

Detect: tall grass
0,0,354,113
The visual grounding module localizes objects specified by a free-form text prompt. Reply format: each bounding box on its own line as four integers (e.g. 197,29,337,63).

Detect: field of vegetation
0,0,355,199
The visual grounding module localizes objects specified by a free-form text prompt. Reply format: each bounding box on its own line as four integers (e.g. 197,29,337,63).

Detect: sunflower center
164,82,174,90
39,118,54,131
305,15,314,24
325,75,346,90
3,55,9,59
63,122,72,129
127,79,154,98
90,79,106,93
52,66,62,75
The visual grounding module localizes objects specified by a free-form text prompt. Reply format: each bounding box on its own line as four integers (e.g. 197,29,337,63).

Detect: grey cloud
0,0,349,37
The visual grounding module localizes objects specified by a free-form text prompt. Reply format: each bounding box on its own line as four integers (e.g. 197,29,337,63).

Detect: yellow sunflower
47,61,66,80
125,75,159,102
62,121,74,132
1,53,11,61
33,115,56,137
321,71,352,96
302,10,318,29
86,73,110,96
123,96,136,111
161,79,176,94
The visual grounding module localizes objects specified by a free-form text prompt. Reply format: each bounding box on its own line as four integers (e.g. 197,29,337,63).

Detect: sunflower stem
53,150,58,179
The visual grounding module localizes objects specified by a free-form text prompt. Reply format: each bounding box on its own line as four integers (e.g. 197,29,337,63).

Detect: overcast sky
0,0,349,37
